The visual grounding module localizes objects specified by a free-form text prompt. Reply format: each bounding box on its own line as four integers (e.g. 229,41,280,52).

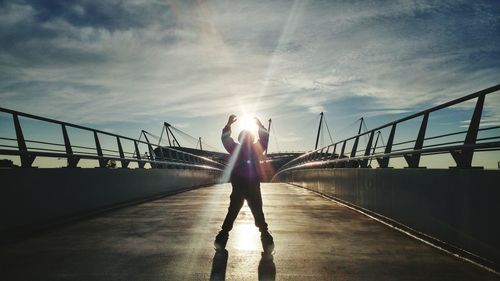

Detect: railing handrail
276,84,500,173
0,107,225,169
0,148,223,170
278,141,500,174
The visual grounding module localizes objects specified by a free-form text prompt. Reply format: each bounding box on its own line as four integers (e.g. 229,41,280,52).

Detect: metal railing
0,107,225,171
276,84,500,174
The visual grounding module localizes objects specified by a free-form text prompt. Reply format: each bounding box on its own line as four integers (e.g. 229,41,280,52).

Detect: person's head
238,130,254,145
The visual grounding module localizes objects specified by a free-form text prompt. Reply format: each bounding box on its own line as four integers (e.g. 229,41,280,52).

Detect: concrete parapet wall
0,168,222,233
274,168,500,270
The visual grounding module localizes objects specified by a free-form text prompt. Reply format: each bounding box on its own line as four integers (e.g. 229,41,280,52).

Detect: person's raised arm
221,114,238,153
255,117,269,153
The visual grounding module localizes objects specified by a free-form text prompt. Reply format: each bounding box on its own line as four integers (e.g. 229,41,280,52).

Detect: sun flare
236,114,259,138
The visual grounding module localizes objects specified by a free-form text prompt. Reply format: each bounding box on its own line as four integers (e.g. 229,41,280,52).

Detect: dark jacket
221,125,269,183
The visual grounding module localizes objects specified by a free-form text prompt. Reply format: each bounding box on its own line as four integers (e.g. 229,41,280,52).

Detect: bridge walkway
0,183,498,281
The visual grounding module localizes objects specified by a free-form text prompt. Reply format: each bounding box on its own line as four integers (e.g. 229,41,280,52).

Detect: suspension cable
332,119,360,141
169,126,222,152
323,118,334,145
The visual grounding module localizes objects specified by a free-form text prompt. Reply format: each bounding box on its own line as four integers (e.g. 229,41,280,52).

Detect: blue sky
0,0,499,166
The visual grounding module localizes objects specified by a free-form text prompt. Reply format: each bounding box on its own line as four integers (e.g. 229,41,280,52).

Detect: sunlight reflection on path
224,203,264,280
230,204,261,252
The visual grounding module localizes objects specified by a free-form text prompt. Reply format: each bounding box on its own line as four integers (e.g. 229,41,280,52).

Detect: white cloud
0,0,499,150
0,2,34,26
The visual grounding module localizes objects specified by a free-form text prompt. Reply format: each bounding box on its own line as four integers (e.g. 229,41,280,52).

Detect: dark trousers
221,178,268,232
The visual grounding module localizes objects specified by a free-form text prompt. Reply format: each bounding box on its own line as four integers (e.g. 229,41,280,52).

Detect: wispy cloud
0,0,499,150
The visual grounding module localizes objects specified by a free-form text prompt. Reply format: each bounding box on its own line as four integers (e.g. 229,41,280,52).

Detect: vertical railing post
340,141,346,158
330,143,337,159
377,123,396,168
13,114,35,167
368,131,381,167
360,131,375,168
318,148,324,160
62,124,79,168
134,140,145,168
335,140,347,167
147,144,155,160
116,137,129,168
324,146,330,160
347,136,361,167
404,112,429,168
146,143,157,168
94,131,108,168
451,94,485,168
350,136,359,158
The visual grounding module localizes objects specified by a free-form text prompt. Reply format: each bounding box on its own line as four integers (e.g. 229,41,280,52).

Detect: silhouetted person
214,114,274,252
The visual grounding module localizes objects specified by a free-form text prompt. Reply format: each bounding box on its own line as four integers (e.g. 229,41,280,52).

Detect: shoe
260,230,274,253
214,231,229,250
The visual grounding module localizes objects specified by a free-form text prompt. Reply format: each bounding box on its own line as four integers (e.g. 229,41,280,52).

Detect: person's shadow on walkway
258,251,276,281
209,250,276,281
210,249,228,281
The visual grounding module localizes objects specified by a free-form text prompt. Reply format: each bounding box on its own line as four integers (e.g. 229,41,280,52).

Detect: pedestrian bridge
1,183,498,281
1,85,500,280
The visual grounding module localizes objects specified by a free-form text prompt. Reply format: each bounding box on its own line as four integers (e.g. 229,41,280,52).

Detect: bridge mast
358,117,364,134
315,112,324,150
164,122,180,147
198,137,203,151
266,118,272,155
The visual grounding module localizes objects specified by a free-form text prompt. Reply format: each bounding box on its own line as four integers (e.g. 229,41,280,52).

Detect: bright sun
237,114,258,137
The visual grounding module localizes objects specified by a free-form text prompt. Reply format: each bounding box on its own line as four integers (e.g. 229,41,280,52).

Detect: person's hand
227,114,237,126
254,117,264,128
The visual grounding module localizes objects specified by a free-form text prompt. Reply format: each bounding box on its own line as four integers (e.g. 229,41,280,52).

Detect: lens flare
237,115,258,137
